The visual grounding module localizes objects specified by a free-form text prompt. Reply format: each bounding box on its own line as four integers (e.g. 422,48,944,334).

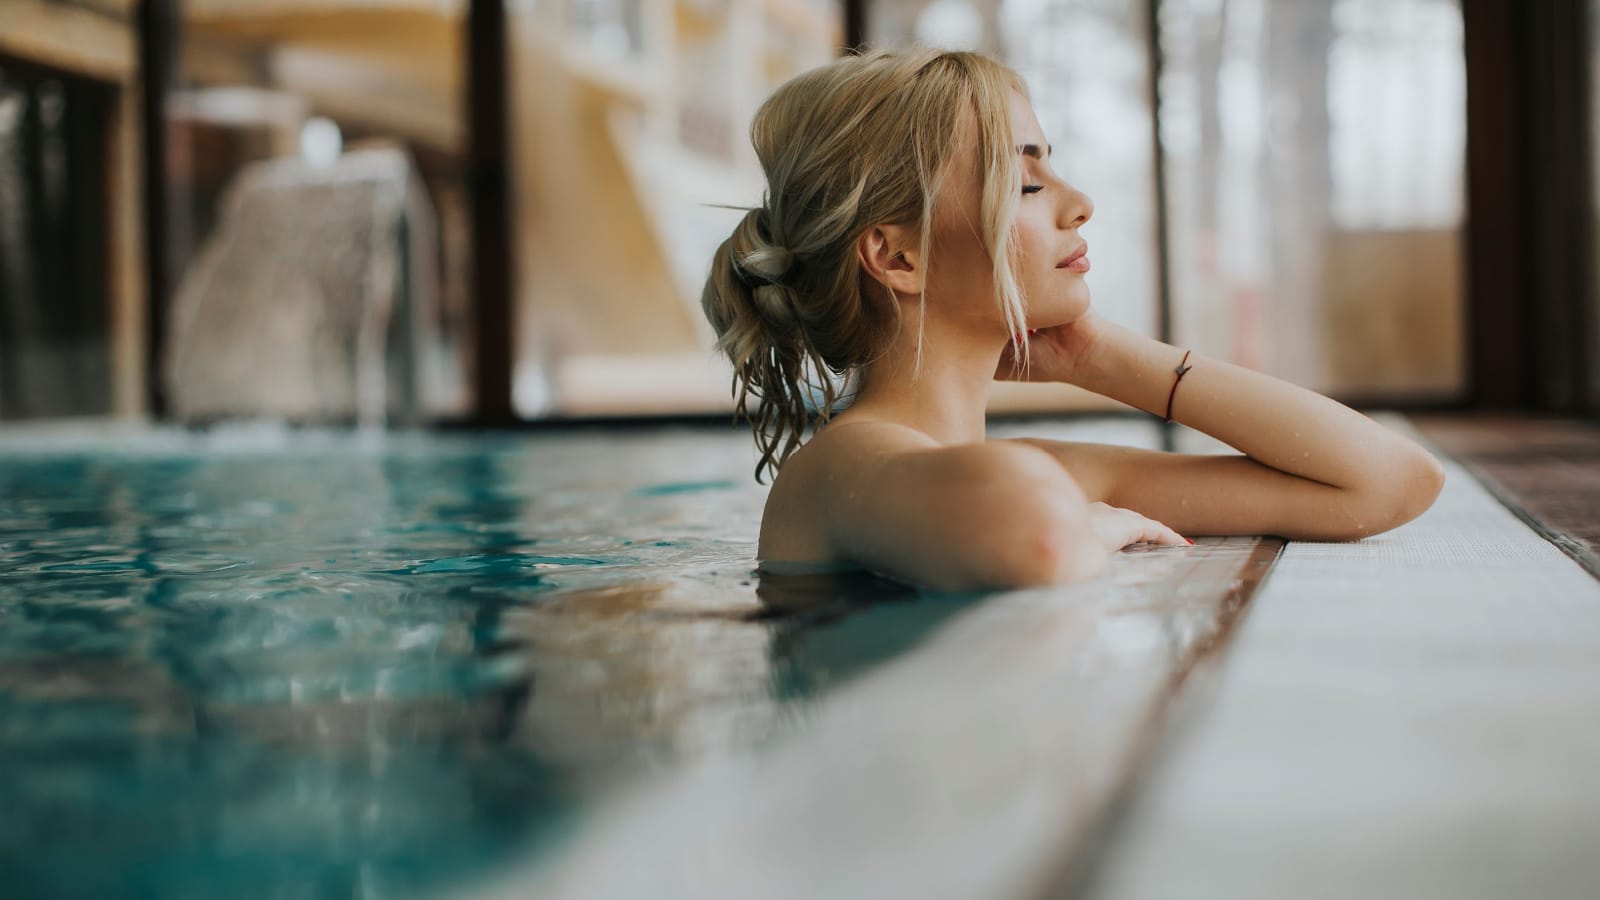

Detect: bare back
757,420,935,566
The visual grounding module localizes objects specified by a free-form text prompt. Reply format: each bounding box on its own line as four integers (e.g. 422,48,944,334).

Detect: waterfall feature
164,145,453,426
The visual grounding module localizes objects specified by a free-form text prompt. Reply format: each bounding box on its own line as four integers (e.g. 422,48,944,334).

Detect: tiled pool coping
1079,432,1600,900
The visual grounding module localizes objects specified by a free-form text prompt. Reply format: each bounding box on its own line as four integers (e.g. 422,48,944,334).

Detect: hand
1086,501,1189,552
995,310,1109,386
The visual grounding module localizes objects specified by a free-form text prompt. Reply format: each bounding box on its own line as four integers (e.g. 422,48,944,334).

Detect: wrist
1067,322,1192,418
1062,316,1135,387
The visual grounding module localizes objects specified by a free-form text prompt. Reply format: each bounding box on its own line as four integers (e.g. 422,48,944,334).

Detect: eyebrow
1016,143,1052,159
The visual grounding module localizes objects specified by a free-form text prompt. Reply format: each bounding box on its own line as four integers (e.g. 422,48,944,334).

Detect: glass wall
161,0,472,424
1159,0,1466,398
511,0,1470,415
869,0,1467,406
0,0,1476,423
0,60,113,419
508,0,843,417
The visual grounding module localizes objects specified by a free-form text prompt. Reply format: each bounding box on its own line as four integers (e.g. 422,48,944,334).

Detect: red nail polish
1185,538,1194,545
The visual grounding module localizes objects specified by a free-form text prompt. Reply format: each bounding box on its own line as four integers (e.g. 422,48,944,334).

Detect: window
1159,0,1465,398
508,0,844,417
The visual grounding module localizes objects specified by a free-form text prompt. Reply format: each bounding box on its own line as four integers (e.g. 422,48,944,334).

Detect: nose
1063,185,1093,228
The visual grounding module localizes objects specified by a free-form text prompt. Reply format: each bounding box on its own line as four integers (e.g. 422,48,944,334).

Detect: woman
700,48,1445,591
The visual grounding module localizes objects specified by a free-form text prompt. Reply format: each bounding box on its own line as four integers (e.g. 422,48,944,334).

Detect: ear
856,224,922,296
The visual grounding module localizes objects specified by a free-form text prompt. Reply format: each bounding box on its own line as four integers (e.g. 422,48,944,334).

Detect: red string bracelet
1163,350,1193,423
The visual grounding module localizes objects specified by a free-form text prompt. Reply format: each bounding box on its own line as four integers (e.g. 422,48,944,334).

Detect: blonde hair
701,48,1033,484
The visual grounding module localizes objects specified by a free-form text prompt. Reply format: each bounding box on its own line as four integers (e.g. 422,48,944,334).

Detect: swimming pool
0,424,979,899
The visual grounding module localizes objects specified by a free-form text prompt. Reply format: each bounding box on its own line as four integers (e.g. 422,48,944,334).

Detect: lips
1058,243,1089,272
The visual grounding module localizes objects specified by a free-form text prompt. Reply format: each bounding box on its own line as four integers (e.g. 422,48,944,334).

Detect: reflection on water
495,571,957,793
0,428,977,899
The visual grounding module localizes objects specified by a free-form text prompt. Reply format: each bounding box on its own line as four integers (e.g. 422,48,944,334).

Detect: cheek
1013,212,1055,264
1018,244,1048,281
929,223,991,287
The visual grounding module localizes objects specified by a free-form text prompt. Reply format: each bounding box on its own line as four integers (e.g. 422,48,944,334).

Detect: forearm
1070,318,1438,493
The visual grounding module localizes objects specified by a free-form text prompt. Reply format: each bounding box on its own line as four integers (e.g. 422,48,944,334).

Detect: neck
836,305,1003,446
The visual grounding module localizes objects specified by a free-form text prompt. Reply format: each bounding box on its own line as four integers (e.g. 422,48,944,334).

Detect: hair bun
732,246,793,287
749,281,799,328
732,207,799,327
733,207,793,277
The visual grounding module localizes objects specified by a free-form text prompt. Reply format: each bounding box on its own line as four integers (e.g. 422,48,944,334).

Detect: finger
1132,515,1182,543
1134,517,1187,547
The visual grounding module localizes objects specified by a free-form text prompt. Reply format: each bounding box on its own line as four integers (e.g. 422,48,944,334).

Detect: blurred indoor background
0,0,1594,426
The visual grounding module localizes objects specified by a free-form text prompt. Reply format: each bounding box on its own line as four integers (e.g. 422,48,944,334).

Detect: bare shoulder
757,420,936,564
758,422,1098,588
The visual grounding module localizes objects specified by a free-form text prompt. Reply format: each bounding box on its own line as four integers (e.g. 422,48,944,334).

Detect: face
924,90,1095,334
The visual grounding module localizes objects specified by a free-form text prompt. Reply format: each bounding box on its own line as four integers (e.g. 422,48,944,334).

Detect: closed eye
1022,184,1044,195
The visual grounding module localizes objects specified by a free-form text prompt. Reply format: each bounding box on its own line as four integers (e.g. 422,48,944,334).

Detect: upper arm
1010,438,1445,542
815,428,1105,590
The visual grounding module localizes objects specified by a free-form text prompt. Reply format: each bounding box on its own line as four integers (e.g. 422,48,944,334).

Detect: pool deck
1412,414,1600,578
1079,414,1600,900
473,412,1600,900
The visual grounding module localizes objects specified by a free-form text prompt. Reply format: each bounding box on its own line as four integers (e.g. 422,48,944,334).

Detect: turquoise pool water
0,427,975,899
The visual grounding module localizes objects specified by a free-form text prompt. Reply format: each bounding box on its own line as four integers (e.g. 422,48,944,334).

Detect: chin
1029,290,1092,326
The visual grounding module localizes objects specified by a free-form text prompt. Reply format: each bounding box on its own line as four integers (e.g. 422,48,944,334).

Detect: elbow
1411,450,1448,511
987,505,1106,587
1338,449,1447,541
1383,448,1447,531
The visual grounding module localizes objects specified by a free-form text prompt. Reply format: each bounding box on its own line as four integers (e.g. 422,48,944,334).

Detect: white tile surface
1080,449,1600,900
